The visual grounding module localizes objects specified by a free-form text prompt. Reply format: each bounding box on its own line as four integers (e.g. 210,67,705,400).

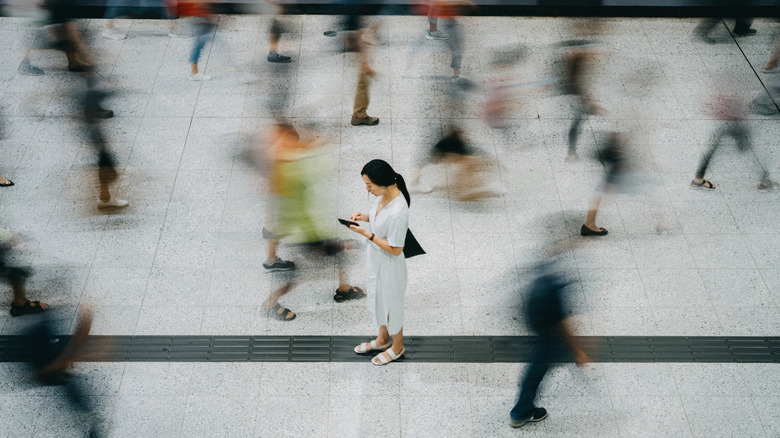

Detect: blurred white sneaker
410,183,434,194
189,72,212,81
97,198,129,209
101,28,126,40
426,30,449,40
168,29,190,38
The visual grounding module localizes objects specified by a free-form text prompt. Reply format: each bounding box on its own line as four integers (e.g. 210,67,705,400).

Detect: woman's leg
766,36,780,70
583,194,602,230
376,325,390,345
190,21,210,74
389,327,404,354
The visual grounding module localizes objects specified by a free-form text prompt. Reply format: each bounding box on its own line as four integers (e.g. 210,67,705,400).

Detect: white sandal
371,347,405,366
354,340,390,354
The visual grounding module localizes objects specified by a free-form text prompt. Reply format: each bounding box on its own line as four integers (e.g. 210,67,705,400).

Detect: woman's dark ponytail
361,159,411,206
394,172,411,207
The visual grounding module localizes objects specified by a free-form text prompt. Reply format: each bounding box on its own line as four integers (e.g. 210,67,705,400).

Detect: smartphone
338,218,359,228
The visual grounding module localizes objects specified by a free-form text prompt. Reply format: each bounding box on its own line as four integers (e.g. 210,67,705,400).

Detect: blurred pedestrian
433,0,475,82
347,160,410,365
45,0,97,73
346,3,380,126
102,0,185,40
27,308,105,437
1,228,49,316
179,0,215,81
509,261,589,428
261,123,362,321
267,3,292,63
262,123,303,274
581,132,629,236
410,126,504,201
80,88,127,209
3,0,46,75
560,40,604,162
690,92,777,192
694,0,756,43
424,0,449,40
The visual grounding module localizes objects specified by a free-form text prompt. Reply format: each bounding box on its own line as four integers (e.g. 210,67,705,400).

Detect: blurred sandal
690,179,715,190
267,303,296,321
334,286,365,303
10,300,48,317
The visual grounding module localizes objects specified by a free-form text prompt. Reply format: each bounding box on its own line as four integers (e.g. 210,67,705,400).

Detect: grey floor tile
81,267,150,307
461,305,528,336
182,395,258,437
579,268,647,308
84,304,141,335
671,363,749,397
401,396,473,437
590,306,659,336
119,363,193,396
714,307,780,336
639,268,710,307
403,306,466,336
260,363,330,397
32,395,114,438
254,395,329,437
329,362,400,396
681,396,765,438
109,395,187,437
328,395,401,438
685,234,757,269
651,305,724,336
400,363,470,397
612,395,692,437
0,395,43,438
738,364,780,397
535,395,620,437
467,363,524,398
134,304,204,335
751,397,780,437
600,363,676,397
700,268,774,308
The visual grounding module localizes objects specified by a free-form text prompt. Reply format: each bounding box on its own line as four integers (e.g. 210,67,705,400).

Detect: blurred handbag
403,229,425,259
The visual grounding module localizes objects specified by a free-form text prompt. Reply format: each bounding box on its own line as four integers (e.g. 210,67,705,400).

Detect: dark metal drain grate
0,335,778,363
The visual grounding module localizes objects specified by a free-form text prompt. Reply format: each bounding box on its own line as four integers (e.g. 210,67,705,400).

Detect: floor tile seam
703,183,767,300
747,394,773,437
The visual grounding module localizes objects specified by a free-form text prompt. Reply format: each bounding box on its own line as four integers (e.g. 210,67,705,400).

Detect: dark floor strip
1,335,778,363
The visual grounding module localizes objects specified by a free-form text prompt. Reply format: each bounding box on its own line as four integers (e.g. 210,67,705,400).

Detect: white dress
365,194,409,335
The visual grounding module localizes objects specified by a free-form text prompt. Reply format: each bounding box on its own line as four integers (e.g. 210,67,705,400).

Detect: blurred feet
189,72,212,81
101,28,126,40
351,116,379,126
263,257,295,272
18,60,44,76
732,27,757,37
758,180,779,192
267,51,291,63
168,29,190,38
426,30,449,40
10,299,48,317
580,224,608,236
97,197,129,209
510,407,548,428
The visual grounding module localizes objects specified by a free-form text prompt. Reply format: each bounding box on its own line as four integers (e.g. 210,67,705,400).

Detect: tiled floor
0,13,778,437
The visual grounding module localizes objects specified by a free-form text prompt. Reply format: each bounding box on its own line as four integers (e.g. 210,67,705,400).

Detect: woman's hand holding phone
350,211,368,222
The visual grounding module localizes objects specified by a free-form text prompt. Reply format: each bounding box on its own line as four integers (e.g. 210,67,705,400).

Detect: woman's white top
365,194,409,335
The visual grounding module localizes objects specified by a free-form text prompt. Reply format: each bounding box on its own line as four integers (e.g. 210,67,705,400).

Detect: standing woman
348,160,410,366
